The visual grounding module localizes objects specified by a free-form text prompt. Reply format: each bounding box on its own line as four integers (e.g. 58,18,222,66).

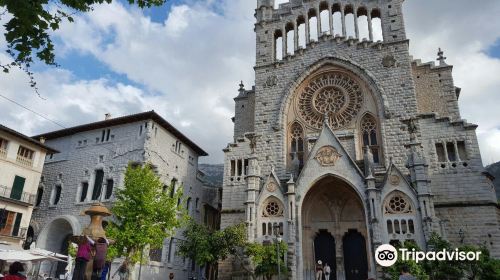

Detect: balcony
0,185,35,205
16,155,33,167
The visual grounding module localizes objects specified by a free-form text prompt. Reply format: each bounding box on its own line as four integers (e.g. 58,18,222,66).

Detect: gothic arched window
360,114,380,163
289,122,305,170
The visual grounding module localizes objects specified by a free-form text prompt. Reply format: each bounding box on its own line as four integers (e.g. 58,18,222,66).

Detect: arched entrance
302,176,368,280
36,215,81,277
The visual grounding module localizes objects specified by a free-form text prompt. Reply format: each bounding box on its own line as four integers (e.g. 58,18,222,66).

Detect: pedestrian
73,235,95,280
112,260,129,280
399,265,416,280
92,237,109,280
315,260,323,280
100,261,111,280
323,263,331,280
2,262,27,280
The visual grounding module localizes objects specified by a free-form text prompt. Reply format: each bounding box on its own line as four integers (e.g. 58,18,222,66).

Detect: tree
382,240,429,280
0,0,167,90
177,221,247,280
246,241,288,280
106,163,185,269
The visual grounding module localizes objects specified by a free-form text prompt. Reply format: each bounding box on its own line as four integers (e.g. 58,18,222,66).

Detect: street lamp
273,224,282,280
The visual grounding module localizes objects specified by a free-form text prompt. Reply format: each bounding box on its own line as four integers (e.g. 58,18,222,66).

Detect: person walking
112,260,129,280
2,262,27,280
399,265,416,280
73,235,95,280
323,263,331,280
315,260,323,280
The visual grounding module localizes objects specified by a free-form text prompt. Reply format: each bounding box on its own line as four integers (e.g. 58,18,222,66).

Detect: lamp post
273,224,282,280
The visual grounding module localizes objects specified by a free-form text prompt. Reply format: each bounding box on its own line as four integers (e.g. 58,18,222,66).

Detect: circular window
385,193,412,214
296,72,364,130
263,198,284,217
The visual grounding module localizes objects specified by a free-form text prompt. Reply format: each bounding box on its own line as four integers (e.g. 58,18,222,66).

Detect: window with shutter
12,213,22,237
11,176,26,200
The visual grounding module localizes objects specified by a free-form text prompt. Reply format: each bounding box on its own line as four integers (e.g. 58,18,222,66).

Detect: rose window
385,193,413,214
263,199,284,217
297,72,363,129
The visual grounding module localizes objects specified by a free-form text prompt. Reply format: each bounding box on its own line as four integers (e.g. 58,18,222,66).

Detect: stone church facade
220,0,500,279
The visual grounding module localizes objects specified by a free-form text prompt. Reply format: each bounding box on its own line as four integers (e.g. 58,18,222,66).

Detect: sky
0,0,499,165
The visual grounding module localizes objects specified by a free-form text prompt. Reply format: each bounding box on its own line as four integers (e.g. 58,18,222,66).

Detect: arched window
383,192,419,244
285,23,295,55
357,7,369,40
332,4,342,36
186,197,192,214
274,30,283,61
361,114,380,163
308,9,318,41
289,122,305,170
344,5,356,38
371,9,383,42
297,16,306,48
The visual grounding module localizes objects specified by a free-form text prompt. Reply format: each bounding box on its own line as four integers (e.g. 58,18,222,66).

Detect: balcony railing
0,185,36,205
16,155,33,167
0,148,6,158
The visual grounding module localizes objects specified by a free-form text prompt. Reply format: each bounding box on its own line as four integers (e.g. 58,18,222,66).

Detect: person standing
92,238,109,280
112,260,129,280
315,260,323,280
399,265,416,280
73,235,95,280
323,263,331,280
2,262,27,280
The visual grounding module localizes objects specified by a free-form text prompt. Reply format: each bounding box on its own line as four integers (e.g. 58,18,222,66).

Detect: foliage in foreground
0,0,168,91
383,233,500,280
178,221,288,280
106,163,185,264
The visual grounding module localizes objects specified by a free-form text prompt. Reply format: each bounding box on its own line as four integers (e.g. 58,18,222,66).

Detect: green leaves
106,163,185,264
246,241,288,279
177,221,247,267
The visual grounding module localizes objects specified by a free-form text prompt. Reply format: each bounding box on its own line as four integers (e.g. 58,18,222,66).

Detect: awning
0,248,68,262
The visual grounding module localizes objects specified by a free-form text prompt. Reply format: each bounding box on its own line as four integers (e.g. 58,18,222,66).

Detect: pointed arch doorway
302,176,369,280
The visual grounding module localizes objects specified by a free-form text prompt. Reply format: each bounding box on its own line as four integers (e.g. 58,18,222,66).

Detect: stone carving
314,146,342,166
245,133,261,154
382,55,397,68
267,182,277,192
296,72,363,129
389,174,400,186
264,75,278,88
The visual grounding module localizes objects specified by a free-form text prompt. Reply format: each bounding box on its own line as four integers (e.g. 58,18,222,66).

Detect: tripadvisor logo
375,244,482,267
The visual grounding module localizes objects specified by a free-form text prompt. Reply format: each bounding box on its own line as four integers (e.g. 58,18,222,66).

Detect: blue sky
1,0,500,164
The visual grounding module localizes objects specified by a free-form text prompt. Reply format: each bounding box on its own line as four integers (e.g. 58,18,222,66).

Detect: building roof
33,111,208,156
0,124,59,154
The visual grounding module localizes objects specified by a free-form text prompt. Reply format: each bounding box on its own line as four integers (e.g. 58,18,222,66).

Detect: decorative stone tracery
314,146,342,166
384,192,413,215
262,197,284,217
296,72,364,129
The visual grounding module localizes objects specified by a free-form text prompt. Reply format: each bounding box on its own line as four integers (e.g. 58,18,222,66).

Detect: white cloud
0,0,499,166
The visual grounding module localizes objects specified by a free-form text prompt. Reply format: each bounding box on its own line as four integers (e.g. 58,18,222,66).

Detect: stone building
30,111,221,279
220,0,500,279
0,124,57,250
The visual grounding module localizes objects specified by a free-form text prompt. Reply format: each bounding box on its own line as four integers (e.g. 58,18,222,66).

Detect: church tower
220,1,500,279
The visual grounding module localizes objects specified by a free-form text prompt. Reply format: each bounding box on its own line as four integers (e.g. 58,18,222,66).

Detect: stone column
341,8,347,37
282,28,287,58
329,7,334,35
294,25,299,51
286,175,297,280
453,140,461,162
353,9,359,39
305,15,311,44
246,156,260,242
316,9,321,39
367,13,374,41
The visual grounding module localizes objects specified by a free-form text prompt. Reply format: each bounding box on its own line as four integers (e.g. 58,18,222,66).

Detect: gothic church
220,0,500,279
